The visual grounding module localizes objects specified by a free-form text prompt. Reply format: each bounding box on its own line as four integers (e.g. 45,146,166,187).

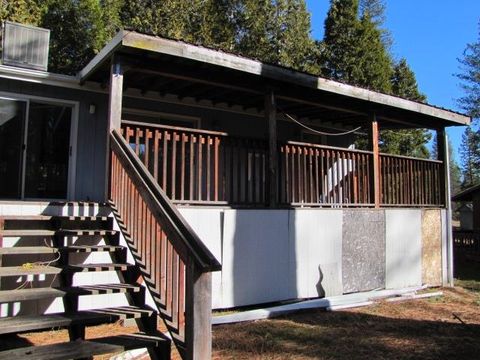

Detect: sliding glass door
0,97,73,200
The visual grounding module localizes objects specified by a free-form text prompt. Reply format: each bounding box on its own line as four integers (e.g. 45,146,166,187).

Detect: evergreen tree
460,126,480,187
381,58,431,158
321,0,361,83
321,0,392,92
0,0,43,25
457,21,480,120
431,134,461,195
41,0,121,74
359,0,391,49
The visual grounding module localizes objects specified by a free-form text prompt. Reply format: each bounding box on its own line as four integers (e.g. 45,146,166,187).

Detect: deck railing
122,121,267,206
380,154,443,207
110,129,221,359
122,121,444,208
280,142,373,206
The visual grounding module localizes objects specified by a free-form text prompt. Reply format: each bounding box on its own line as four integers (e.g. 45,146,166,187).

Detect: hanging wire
279,108,362,136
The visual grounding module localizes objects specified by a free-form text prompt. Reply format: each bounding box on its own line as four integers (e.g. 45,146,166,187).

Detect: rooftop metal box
2,21,50,71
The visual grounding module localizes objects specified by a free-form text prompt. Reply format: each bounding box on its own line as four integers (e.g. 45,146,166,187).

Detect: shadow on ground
213,307,480,360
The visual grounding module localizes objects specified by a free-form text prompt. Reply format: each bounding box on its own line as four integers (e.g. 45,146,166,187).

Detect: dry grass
212,257,480,360
2,257,479,359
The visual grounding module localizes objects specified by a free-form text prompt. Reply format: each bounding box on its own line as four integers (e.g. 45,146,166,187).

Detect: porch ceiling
80,31,470,130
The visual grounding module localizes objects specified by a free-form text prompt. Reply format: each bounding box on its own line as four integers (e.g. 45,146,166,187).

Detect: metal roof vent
1,21,50,71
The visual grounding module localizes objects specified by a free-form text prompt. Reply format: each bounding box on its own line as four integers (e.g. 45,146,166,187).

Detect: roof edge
80,31,471,126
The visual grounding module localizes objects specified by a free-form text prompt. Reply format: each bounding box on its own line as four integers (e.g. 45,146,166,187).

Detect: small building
0,23,471,359
457,203,473,230
452,184,480,230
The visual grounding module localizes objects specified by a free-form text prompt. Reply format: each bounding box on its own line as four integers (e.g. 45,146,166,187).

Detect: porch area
121,121,444,209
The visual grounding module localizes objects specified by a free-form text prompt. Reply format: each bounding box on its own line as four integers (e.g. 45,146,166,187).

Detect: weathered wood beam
265,89,278,207
369,114,381,208
185,263,212,360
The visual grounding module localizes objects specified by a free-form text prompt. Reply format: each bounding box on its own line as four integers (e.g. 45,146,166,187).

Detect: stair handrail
110,129,221,272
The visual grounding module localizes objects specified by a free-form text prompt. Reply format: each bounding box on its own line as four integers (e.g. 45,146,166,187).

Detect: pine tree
0,0,43,25
41,0,121,74
321,0,361,83
457,21,480,120
381,58,431,158
460,126,480,187
321,0,392,92
359,0,391,49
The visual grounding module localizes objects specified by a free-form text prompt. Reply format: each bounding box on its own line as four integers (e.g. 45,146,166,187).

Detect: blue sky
305,0,480,162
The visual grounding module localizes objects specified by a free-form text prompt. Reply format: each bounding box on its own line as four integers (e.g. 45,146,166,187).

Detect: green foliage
235,0,317,73
321,0,361,83
41,0,121,74
457,22,480,121
321,0,392,92
460,126,480,187
0,0,43,25
381,58,431,157
391,58,426,102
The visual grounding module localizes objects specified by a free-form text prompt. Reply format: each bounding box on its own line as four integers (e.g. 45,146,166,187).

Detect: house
453,184,480,230
457,203,473,230
0,22,470,359
452,184,480,255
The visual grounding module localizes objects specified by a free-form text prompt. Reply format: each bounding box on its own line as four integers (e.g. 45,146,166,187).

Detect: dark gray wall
0,78,108,201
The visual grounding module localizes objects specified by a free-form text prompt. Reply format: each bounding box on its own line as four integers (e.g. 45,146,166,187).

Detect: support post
436,128,454,286
368,114,380,208
265,89,278,207
105,58,124,200
185,262,212,360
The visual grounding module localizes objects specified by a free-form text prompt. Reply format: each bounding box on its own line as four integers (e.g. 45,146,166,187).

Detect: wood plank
265,90,278,207
0,333,169,360
0,284,141,303
0,306,155,335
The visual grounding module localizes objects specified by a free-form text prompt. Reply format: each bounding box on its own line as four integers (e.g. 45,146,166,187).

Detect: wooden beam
436,128,447,207
105,58,124,201
185,263,212,360
265,89,278,207
369,114,380,208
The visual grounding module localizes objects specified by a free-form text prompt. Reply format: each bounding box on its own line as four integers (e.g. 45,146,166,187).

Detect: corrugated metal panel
2,21,50,71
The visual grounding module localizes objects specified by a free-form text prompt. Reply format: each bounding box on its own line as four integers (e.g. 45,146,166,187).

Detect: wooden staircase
0,209,171,359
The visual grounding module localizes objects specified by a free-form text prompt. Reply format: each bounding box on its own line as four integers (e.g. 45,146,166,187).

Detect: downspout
444,135,454,286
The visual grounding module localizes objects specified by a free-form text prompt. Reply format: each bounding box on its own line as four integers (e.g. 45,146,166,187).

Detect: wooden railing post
265,89,278,207
368,114,380,208
185,262,212,360
436,128,447,207
105,57,124,200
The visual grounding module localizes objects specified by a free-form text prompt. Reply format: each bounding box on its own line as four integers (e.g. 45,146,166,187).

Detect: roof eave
79,31,471,127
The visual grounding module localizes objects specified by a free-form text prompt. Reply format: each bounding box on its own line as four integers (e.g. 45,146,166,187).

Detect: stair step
0,229,118,237
0,247,58,255
0,263,133,277
0,332,169,360
0,284,142,303
0,306,156,335
1,215,109,221
0,245,124,255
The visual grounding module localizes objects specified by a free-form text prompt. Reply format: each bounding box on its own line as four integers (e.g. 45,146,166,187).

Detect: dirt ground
2,256,479,360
